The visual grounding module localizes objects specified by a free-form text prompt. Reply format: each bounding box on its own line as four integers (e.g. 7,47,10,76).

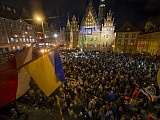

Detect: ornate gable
81,1,98,27
71,15,78,31
117,21,139,32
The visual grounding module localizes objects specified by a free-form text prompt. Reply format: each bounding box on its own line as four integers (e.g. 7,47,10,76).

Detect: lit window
126,28,130,31
130,40,135,45
10,38,14,42
106,27,110,31
117,39,122,45
125,34,129,38
19,38,22,42
15,38,18,42
23,38,25,42
132,34,136,38
118,34,122,38
124,40,128,45
106,34,108,38
12,46,15,50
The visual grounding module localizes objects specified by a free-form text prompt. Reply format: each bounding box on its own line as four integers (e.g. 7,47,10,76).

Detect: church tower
98,0,106,30
71,15,79,48
65,13,73,49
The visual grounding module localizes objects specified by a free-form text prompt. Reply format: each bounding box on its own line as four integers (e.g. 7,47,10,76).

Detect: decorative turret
71,15,79,32
107,10,113,21
66,12,71,31
71,15,79,48
144,17,155,32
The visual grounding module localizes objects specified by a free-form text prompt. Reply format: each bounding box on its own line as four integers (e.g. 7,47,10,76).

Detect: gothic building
98,0,106,30
60,0,115,51
78,0,115,51
60,13,79,49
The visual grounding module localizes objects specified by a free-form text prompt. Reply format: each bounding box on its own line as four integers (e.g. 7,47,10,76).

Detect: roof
116,21,140,32
0,3,21,20
80,0,98,26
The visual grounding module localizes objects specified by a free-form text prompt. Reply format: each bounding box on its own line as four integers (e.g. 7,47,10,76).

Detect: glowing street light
54,34,58,38
36,17,42,21
35,16,44,39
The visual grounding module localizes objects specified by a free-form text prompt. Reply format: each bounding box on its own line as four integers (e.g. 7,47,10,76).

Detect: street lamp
53,33,58,46
36,17,44,39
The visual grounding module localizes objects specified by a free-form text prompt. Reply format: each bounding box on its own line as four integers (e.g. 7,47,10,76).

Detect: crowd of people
0,48,160,120
60,51,160,120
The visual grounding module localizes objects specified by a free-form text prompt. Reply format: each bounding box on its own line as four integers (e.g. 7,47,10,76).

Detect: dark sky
1,0,160,29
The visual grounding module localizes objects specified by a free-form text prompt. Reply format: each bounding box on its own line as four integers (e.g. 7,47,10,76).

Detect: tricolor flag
141,88,156,102
25,49,65,96
0,47,32,108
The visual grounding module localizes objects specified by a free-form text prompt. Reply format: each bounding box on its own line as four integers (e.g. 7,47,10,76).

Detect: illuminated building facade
78,0,115,51
114,22,140,54
0,4,37,51
0,3,56,52
137,21,160,55
61,13,79,49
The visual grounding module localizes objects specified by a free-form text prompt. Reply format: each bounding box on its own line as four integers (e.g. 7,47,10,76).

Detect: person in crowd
1,49,160,119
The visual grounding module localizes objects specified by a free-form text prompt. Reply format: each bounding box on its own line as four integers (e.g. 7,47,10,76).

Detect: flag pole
17,44,64,70
0,43,64,81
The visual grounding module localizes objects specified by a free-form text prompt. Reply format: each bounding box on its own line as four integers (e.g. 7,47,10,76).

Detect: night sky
0,0,160,29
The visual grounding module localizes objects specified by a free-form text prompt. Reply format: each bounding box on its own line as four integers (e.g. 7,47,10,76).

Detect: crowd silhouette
0,49,160,120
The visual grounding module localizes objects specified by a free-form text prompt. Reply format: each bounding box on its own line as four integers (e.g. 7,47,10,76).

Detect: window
106,34,108,38
91,37,93,41
26,38,29,42
132,34,136,38
124,40,128,45
10,38,14,42
125,34,129,38
19,38,22,42
126,27,130,31
15,38,18,42
117,39,122,45
130,40,135,45
23,38,25,42
118,34,122,38
106,27,110,31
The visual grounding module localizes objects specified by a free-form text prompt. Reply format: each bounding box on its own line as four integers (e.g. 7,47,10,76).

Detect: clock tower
98,0,106,30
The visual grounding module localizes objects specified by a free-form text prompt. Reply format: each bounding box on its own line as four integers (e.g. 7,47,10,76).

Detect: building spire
100,0,105,7
67,12,70,27
89,0,93,6
98,0,106,30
